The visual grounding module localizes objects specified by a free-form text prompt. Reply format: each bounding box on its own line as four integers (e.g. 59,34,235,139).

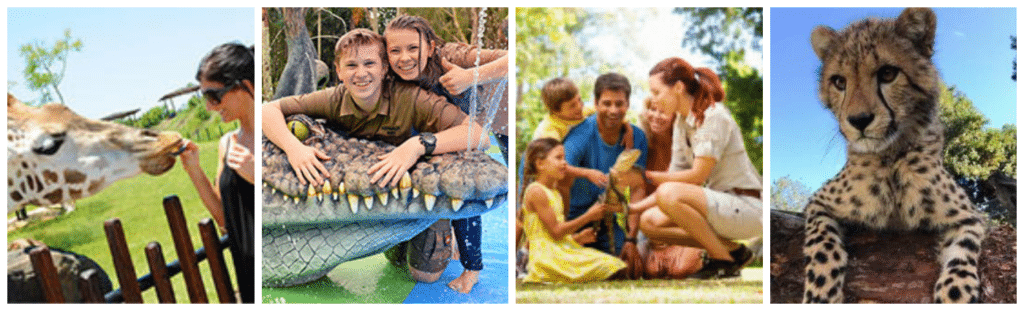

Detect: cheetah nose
847,113,875,132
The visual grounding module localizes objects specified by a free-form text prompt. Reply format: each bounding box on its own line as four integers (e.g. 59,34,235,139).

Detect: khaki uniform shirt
278,81,467,146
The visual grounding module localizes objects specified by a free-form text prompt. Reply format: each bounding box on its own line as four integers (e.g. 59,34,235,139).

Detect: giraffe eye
877,65,900,83
32,132,66,156
829,75,846,91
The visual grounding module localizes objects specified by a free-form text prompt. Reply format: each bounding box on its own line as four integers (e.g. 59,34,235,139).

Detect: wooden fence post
199,219,236,303
145,242,176,303
104,218,143,303
28,246,65,303
162,195,209,303
78,269,106,303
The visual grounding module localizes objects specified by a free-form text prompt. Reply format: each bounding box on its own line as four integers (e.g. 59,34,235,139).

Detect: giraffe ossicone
8,93,184,213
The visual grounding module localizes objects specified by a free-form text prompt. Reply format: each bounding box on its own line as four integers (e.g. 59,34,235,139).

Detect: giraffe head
8,94,184,212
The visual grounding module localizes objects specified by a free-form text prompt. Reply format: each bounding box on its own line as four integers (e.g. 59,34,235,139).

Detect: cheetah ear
810,26,837,61
896,7,937,57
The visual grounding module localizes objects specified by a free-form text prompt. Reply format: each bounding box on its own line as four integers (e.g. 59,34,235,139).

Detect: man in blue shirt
562,73,648,271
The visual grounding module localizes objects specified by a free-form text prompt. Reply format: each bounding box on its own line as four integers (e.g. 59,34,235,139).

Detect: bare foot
447,269,480,294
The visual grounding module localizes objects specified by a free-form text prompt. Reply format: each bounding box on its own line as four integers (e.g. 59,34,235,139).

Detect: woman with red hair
629,57,762,277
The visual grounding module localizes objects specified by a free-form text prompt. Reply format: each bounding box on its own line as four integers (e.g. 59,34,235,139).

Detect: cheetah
802,8,984,303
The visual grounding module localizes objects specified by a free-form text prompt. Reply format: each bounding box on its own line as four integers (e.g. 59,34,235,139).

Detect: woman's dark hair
649,57,724,125
196,42,255,89
385,15,447,92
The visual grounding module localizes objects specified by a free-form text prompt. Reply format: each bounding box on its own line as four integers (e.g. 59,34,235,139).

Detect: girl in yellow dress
520,138,626,283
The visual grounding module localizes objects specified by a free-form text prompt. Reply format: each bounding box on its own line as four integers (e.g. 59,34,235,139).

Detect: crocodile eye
829,75,846,91
877,65,900,83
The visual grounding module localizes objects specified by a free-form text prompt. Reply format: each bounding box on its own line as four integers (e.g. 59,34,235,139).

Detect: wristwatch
419,132,436,156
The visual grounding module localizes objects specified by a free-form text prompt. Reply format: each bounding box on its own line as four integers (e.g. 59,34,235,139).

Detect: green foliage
720,51,763,173
134,105,170,129
939,84,1016,178
18,28,83,105
515,8,593,156
770,176,812,212
675,8,762,68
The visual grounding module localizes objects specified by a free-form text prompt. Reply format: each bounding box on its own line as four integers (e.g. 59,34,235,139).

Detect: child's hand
583,202,608,222
439,57,474,95
583,168,609,188
572,227,597,245
285,144,331,186
369,137,423,187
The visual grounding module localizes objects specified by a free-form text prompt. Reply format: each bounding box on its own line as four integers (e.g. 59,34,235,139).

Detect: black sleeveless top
219,137,255,303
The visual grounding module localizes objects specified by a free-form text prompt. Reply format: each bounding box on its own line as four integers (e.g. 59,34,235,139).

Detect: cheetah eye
829,75,846,91
877,65,900,83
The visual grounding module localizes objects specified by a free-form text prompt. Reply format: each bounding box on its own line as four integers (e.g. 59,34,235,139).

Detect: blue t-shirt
562,115,648,254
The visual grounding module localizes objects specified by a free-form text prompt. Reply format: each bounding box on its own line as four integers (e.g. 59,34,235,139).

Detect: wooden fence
27,195,236,303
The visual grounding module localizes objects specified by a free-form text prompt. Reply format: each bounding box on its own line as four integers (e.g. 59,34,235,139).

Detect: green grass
516,268,763,303
8,140,239,303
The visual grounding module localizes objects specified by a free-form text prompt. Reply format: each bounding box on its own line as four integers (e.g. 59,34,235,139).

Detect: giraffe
7,93,185,216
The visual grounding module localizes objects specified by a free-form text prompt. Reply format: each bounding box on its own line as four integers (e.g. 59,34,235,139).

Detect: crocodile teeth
307,185,317,198
399,173,412,202
377,192,389,206
424,194,436,211
391,188,399,200
332,192,339,201
412,188,420,199
348,194,359,213
451,198,464,212
339,182,346,194
293,196,301,204
363,196,374,210
484,198,494,208
322,183,333,195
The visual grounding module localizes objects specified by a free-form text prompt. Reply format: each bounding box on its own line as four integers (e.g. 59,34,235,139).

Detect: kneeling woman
629,57,762,276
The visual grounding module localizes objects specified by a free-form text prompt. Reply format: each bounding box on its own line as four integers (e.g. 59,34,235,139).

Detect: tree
515,8,594,155
18,29,83,105
770,176,812,212
674,8,762,68
938,83,1017,225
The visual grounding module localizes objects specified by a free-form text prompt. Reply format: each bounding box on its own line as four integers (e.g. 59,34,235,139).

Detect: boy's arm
262,99,331,186
369,115,489,188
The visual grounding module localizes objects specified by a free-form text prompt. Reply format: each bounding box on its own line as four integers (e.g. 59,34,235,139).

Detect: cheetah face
810,8,940,154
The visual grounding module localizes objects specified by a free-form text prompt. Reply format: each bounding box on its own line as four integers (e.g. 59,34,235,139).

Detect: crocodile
261,115,507,287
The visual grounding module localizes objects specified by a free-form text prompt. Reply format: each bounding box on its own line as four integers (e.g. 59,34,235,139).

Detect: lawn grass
516,268,763,303
8,140,240,303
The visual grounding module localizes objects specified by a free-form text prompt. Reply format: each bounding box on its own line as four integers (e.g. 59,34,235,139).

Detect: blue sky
770,8,1017,190
7,8,254,119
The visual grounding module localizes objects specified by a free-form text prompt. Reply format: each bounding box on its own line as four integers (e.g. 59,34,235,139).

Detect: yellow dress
522,182,626,283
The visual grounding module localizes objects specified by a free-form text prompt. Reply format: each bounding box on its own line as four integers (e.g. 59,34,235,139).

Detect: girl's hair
196,43,255,88
649,57,724,125
518,137,562,207
523,137,562,176
334,28,393,100
385,15,447,92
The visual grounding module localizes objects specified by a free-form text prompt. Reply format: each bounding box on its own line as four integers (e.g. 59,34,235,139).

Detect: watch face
422,133,436,145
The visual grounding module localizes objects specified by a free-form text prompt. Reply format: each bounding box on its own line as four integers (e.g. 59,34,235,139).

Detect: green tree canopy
18,28,83,105
770,175,812,212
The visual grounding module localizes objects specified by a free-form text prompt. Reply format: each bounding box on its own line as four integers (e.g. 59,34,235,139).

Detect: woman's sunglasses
201,81,239,105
